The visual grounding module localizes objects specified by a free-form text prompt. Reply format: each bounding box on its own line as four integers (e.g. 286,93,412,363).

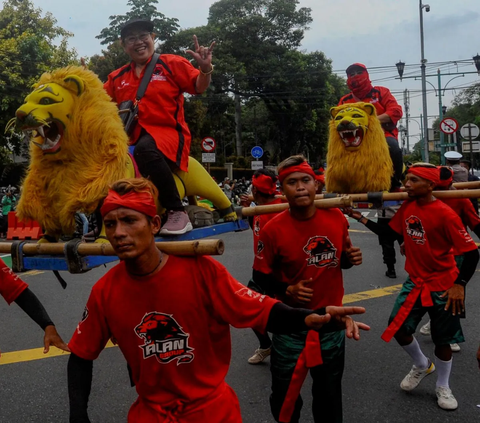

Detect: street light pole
437,69,445,164
419,0,430,162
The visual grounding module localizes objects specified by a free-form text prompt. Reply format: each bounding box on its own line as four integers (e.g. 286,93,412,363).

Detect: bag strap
135,53,160,102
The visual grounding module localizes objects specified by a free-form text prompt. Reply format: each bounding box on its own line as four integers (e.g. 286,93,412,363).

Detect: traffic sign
251,161,263,170
201,137,216,152
251,146,264,159
462,141,480,153
460,123,480,140
439,118,459,134
202,153,216,163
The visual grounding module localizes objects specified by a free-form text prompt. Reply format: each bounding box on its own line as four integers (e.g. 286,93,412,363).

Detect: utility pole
403,89,410,153
419,0,429,162
234,92,243,156
437,69,446,164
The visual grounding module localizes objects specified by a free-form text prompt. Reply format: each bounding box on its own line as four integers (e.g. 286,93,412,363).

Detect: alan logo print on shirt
135,312,194,365
254,219,261,236
405,216,426,244
257,240,265,255
303,236,338,268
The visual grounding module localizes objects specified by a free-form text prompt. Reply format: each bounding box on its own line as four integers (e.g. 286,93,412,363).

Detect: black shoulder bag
118,53,160,136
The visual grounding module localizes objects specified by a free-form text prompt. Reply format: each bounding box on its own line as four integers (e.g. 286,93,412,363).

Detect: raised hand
185,35,215,74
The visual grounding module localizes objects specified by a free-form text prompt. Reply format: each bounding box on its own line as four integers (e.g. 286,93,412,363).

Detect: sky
33,0,480,151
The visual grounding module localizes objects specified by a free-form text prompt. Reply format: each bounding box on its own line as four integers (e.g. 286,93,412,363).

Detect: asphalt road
1,217,480,423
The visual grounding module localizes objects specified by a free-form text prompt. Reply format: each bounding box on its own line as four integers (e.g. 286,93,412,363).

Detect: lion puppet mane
16,66,129,237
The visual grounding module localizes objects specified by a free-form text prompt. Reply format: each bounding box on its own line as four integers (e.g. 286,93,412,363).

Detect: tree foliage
88,42,130,82
163,0,345,162
0,0,78,162
96,0,180,45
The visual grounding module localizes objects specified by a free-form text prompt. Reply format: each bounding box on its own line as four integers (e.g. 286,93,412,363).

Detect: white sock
402,337,429,369
435,356,452,388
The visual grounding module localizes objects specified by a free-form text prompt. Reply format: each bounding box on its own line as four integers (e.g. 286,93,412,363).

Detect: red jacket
338,86,403,139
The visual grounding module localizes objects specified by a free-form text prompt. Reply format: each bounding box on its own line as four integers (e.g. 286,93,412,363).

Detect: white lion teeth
37,126,45,137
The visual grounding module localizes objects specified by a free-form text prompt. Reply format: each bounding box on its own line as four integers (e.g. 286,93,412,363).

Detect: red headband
252,174,277,195
100,190,157,218
278,162,317,184
315,173,325,184
408,167,440,186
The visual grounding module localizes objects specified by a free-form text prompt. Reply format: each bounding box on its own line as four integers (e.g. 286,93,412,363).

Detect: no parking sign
201,137,216,152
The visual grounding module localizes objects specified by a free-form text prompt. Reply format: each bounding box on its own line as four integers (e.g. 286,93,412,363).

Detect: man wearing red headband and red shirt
241,169,283,364
0,258,69,358
347,163,479,411
67,177,369,423
253,155,365,423
419,166,480,351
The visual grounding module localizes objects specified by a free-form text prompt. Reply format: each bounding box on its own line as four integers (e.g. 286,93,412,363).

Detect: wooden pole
314,186,480,201
0,239,224,256
241,196,353,217
312,189,480,203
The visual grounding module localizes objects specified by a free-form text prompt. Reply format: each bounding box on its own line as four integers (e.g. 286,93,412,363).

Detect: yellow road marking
23,270,45,277
343,284,402,304
0,340,116,366
1,283,404,366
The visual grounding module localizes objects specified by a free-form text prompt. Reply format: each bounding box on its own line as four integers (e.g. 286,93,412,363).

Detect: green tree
96,0,179,45
0,0,77,160
162,0,346,162
88,42,130,82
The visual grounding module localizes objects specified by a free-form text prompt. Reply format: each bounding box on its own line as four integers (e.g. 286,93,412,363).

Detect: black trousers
377,217,396,266
133,133,183,211
386,136,403,190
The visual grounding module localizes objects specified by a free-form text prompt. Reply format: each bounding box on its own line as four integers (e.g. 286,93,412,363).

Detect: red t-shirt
440,197,480,231
338,86,403,139
389,199,477,287
252,198,284,254
0,258,27,305
69,255,277,422
104,54,200,172
253,208,348,309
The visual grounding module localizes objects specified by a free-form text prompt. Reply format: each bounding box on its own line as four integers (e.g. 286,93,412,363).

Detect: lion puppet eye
335,115,343,121
352,114,363,118
39,97,56,105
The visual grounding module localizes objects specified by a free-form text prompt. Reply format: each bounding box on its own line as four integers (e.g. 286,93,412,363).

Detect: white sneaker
400,360,436,391
419,321,431,336
247,347,271,364
436,386,458,410
450,343,461,352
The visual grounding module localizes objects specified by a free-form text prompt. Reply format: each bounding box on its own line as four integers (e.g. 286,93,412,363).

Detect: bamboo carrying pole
314,186,480,201
241,196,353,217
315,189,480,203
247,180,480,203
0,239,224,256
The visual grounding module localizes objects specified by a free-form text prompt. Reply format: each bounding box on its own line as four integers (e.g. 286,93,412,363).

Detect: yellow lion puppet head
12,75,84,155
11,66,130,237
325,102,393,194
331,103,373,151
